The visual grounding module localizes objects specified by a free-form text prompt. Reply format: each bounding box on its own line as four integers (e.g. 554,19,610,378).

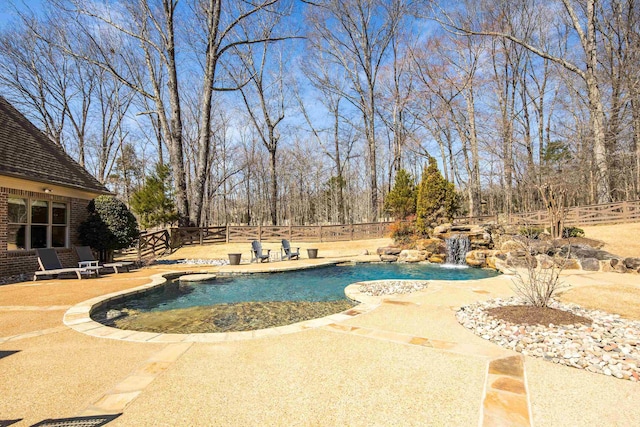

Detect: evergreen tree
416,157,459,234
130,164,179,229
384,168,416,220
78,195,139,261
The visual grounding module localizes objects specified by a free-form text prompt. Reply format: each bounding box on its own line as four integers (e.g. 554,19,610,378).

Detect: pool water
109,263,499,313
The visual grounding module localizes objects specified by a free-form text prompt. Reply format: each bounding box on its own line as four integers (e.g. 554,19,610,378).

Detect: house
0,96,110,279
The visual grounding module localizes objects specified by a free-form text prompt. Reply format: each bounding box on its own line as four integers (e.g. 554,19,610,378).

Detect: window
7,197,68,250
8,198,27,250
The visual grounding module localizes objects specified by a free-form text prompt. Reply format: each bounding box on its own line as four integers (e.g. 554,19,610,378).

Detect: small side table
269,251,282,262
307,248,318,259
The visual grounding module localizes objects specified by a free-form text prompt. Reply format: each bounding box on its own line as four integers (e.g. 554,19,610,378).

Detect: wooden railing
130,200,640,259
135,229,171,258
507,200,640,226
452,214,499,225
132,222,392,259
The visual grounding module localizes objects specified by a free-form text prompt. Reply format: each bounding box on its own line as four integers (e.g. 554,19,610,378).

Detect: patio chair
281,239,300,260
251,240,270,263
34,248,97,281
75,246,134,274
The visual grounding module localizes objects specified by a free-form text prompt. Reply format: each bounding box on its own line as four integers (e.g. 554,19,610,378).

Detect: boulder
465,250,485,267
415,238,445,254
615,264,628,274
501,240,524,251
491,257,510,272
560,244,617,261
432,224,451,239
580,258,600,271
600,260,616,272
379,254,398,262
558,258,580,270
506,253,537,269
429,254,445,263
397,250,427,263
377,246,402,256
536,254,555,269
623,257,640,270
466,250,501,268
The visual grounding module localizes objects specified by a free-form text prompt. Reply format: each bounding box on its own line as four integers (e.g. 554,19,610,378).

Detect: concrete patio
1,257,639,426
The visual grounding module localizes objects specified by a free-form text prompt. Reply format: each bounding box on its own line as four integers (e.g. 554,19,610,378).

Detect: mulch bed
486,305,592,326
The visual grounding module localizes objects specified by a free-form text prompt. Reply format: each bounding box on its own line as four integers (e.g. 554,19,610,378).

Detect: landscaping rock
397,250,427,263
506,253,537,269
376,246,402,256
457,297,640,382
623,257,640,270
580,258,600,271
615,264,628,274
415,238,445,254
558,258,581,270
428,254,445,263
536,254,555,269
465,250,501,268
379,254,398,262
432,224,451,238
465,250,486,267
501,239,524,251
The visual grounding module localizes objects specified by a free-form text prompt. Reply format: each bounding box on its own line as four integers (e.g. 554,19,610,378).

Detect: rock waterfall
445,234,471,265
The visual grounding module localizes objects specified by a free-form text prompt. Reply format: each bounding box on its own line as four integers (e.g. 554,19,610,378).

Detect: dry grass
559,283,640,320
161,238,394,261
582,223,640,258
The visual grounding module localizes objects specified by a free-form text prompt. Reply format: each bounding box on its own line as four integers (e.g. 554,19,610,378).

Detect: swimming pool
99,263,499,315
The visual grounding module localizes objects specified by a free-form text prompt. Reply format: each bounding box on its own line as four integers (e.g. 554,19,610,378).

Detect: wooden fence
129,200,640,259
507,200,640,226
132,222,392,259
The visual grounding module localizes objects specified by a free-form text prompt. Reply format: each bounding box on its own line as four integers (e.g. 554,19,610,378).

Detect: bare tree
434,0,613,203
304,0,405,221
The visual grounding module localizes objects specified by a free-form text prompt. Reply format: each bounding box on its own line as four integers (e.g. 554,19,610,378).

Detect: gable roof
0,96,109,195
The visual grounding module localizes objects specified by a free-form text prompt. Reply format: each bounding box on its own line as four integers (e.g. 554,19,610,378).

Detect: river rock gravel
358,280,428,296
457,297,640,381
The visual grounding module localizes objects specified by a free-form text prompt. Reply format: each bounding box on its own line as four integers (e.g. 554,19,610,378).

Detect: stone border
63,265,381,343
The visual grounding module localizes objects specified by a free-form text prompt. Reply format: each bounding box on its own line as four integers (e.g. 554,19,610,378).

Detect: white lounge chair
75,246,134,274
34,248,97,281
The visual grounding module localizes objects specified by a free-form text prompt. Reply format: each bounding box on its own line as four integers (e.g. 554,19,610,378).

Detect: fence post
319,225,323,242
623,200,629,222
226,225,230,243
137,235,142,261
289,224,292,240
350,224,354,241
258,225,262,242
199,228,204,245
163,229,170,255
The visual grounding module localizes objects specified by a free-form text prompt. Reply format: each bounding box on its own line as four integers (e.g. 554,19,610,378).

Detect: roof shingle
0,96,109,194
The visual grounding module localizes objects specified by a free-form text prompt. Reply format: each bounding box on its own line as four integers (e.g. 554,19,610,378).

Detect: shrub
389,220,415,245
384,169,416,220
562,226,584,238
510,239,568,307
415,157,459,234
518,226,545,239
130,163,179,229
79,195,139,260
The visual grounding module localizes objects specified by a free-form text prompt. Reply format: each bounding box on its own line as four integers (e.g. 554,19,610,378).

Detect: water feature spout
445,234,471,265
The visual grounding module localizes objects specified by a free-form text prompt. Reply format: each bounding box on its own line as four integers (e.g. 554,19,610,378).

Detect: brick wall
0,187,92,279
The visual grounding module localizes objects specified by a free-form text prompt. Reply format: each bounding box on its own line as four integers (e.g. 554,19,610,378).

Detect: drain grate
30,414,121,427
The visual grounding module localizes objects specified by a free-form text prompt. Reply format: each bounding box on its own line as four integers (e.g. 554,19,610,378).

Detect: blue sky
0,0,44,29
